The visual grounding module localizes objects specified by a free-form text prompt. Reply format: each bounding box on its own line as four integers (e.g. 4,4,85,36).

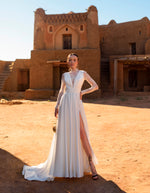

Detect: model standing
22,53,99,181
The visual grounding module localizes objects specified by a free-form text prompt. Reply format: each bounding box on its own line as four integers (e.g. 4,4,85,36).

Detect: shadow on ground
20,96,150,109
83,95,150,109
1,95,150,109
0,148,126,193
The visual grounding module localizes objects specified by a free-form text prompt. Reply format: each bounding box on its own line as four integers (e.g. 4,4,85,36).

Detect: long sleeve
55,73,66,108
81,71,99,95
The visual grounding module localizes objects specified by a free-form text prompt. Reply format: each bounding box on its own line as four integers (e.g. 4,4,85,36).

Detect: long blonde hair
67,53,79,72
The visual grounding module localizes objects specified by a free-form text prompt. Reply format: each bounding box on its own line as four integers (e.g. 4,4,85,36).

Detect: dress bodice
64,70,85,93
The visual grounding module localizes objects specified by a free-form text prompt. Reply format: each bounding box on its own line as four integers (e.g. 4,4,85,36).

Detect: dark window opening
80,25,83,31
130,42,136,55
128,70,137,88
63,34,72,49
49,26,53,32
66,28,68,31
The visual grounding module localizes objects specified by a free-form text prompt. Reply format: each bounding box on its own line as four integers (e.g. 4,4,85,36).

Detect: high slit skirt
22,91,98,181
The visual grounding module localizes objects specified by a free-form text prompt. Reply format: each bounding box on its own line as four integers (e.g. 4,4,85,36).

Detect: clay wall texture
3,59,30,91
99,17,150,57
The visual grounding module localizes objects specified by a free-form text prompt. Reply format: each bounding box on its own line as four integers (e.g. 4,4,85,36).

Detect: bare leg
79,111,98,179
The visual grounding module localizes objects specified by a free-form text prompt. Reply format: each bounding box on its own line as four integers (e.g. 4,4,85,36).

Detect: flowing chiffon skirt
22,71,98,181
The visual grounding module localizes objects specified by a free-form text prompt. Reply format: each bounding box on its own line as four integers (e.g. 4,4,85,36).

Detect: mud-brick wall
3,59,30,91
99,17,150,58
30,48,101,98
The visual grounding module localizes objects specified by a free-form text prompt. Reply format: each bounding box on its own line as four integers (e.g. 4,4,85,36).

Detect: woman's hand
54,106,59,118
80,91,83,100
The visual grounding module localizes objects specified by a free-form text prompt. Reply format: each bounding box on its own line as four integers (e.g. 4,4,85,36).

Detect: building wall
27,48,101,99
99,17,150,58
3,59,30,91
33,6,99,50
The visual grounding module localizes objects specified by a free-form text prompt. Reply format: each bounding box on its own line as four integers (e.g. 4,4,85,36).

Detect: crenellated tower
33,5,99,50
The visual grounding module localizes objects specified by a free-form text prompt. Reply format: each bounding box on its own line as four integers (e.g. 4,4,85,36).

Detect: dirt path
0,96,150,193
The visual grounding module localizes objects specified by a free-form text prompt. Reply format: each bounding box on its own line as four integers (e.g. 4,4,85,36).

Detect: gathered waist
65,91,80,94
65,88,80,94
62,90,82,102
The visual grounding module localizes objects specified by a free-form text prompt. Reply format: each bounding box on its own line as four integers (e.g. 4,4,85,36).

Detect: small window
130,42,136,55
49,26,53,32
80,25,84,31
139,30,141,35
66,28,68,31
63,34,72,49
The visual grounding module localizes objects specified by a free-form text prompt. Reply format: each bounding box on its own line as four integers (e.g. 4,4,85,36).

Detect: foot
88,155,98,180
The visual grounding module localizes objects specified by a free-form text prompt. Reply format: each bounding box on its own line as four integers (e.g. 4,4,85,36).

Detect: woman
22,53,99,181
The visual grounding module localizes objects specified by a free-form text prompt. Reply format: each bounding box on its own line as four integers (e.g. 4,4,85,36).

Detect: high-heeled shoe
88,155,98,180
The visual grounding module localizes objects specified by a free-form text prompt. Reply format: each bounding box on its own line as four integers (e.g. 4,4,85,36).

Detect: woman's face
67,55,78,69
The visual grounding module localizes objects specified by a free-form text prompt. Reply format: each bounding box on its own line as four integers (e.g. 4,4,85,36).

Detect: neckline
68,70,80,87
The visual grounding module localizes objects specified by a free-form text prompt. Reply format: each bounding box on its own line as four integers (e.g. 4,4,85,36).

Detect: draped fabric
22,70,98,181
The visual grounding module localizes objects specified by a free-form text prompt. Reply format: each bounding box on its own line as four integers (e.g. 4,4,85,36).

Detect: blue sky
0,0,150,61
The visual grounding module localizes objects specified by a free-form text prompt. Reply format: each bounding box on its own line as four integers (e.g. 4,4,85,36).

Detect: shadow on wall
0,148,126,193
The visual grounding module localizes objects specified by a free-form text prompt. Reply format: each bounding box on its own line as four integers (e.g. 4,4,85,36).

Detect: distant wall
99,17,150,58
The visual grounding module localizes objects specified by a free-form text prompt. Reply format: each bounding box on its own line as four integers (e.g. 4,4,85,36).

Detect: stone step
0,72,10,75
0,75,10,78
0,75,9,79
0,82,5,86
0,76,10,79
3,71,11,74
0,62,14,92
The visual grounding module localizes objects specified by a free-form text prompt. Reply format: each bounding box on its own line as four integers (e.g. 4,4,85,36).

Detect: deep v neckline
68,70,80,87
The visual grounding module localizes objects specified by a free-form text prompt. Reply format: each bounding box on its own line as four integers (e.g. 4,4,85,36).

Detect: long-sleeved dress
22,69,99,181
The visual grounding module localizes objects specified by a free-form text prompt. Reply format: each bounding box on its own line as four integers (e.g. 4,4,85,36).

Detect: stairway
0,62,14,92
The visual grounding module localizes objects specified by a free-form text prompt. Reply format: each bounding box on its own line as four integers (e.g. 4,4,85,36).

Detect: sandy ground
0,95,150,193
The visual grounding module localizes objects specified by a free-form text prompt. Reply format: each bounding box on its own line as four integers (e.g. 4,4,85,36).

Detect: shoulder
62,72,68,76
80,70,87,74
80,70,88,79
80,70,88,76
61,72,66,80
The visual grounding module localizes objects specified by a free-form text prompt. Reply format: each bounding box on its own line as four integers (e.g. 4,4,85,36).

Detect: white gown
22,70,98,181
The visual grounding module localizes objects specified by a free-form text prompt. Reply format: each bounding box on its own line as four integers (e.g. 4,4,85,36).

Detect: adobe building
1,5,150,99
99,17,150,95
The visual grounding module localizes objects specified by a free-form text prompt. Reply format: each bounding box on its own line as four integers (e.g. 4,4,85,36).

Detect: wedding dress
22,69,99,181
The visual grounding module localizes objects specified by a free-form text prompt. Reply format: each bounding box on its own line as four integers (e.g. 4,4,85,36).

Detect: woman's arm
55,73,66,108
81,71,99,95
